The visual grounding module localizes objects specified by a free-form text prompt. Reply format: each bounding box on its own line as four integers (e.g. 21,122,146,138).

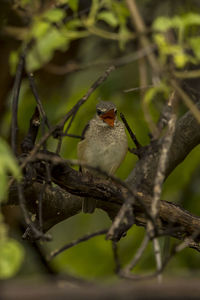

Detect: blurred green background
1,0,200,282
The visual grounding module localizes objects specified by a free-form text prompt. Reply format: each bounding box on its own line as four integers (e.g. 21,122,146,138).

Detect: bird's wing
78,122,90,172
81,122,90,140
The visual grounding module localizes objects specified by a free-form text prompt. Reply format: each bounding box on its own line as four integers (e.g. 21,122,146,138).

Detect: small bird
77,101,128,213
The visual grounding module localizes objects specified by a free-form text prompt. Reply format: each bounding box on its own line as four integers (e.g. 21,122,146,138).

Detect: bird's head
96,101,117,127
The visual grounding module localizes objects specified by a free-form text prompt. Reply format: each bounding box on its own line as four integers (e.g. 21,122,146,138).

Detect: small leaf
144,83,170,105
118,24,131,50
9,51,19,75
65,19,83,30
68,0,79,12
26,27,69,72
98,11,119,27
153,13,200,33
0,138,21,202
153,17,173,32
174,52,189,68
0,170,7,202
0,138,21,180
112,2,130,25
44,8,65,23
86,0,101,26
20,0,32,7
182,13,200,27
171,16,183,29
0,238,24,279
31,20,50,38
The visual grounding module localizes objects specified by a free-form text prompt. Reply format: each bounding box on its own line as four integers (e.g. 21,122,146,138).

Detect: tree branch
126,100,200,194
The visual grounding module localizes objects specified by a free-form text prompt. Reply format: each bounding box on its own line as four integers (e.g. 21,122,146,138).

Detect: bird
77,101,128,213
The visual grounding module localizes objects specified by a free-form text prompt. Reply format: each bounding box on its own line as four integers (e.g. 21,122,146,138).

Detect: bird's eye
97,109,102,115
114,109,117,115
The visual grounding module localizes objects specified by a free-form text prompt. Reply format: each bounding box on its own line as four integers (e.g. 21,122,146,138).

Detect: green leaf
182,13,200,27
31,20,50,38
20,0,32,7
0,170,7,202
9,51,20,75
87,0,101,26
65,19,83,30
43,8,65,23
153,16,173,32
171,16,183,29
153,33,169,64
144,83,170,106
112,2,130,25
0,139,21,181
26,27,69,72
97,11,119,27
153,13,200,33
0,238,24,279
154,33,190,67
68,0,79,12
173,51,189,68
0,138,21,202
118,24,131,50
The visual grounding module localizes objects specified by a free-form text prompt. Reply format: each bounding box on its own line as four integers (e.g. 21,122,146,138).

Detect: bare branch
112,241,121,274
48,229,108,260
11,52,25,155
27,72,50,129
122,234,150,274
170,79,200,123
125,0,160,74
120,112,142,156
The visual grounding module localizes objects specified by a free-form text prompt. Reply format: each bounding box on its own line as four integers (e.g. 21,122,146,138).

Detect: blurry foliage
0,138,21,202
0,139,24,279
1,0,200,281
10,0,132,72
153,13,200,68
0,235,24,279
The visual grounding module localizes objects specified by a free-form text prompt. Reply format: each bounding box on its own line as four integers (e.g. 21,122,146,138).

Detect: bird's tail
82,197,97,214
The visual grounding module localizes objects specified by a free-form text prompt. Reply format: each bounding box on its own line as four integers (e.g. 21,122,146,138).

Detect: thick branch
127,100,200,194
7,176,200,247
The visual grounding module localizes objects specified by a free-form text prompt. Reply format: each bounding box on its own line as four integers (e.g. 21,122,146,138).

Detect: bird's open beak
100,109,115,127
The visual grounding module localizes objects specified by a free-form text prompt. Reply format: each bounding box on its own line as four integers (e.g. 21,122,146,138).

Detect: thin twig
120,235,194,281
170,79,200,124
11,52,25,156
65,133,82,139
120,112,141,150
59,64,116,128
112,241,121,274
49,229,108,260
174,69,200,79
56,112,76,154
28,72,50,129
122,234,150,274
21,107,40,153
125,0,160,74
148,92,177,282
138,46,148,100
124,85,155,93
151,92,177,218
45,46,156,75
152,238,162,283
